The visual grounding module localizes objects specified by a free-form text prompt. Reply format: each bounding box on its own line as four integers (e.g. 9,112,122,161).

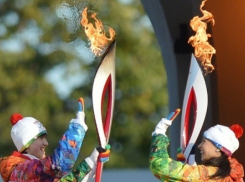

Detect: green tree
0,0,168,168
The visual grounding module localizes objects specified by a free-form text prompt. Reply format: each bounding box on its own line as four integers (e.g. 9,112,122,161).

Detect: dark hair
21,149,28,154
202,152,231,179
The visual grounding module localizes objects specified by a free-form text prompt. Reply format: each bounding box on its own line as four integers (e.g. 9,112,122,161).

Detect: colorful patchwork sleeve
58,159,92,182
10,122,87,181
149,134,217,181
52,122,86,172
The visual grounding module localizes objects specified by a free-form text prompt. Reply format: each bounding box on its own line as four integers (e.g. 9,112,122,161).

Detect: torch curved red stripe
183,87,197,149
95,75,113,182
101,74,113,140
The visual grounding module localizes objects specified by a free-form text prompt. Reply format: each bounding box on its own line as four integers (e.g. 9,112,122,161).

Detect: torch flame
81,7,116,57
188,0,216,74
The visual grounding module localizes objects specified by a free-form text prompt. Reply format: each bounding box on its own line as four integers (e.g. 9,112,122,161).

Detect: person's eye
39,135,45,139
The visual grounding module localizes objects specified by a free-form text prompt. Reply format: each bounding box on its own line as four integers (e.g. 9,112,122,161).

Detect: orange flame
81,7,116,57
188,0,216,74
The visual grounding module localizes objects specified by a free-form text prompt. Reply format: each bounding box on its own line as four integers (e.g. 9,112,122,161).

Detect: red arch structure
141,0,245,165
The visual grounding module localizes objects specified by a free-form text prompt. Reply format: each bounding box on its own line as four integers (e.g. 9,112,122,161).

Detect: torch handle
95,159,103,182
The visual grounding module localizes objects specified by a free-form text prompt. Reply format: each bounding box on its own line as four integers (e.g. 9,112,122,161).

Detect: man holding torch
0,98,110,182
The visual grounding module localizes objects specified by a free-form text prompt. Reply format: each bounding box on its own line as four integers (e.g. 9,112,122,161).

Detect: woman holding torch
150,111,244,181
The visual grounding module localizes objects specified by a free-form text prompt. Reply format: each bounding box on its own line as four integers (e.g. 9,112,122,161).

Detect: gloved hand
85,148,99,169
152,118,172,136
70,98,88,131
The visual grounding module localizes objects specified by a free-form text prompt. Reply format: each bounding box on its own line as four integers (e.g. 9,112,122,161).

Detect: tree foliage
0,0,168,168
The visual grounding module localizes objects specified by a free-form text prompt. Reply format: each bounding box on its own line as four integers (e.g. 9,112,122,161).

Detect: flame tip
80,7,116,57
188,0,216,75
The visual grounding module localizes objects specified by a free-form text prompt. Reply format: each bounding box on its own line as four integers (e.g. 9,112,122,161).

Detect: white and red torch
92,41,116,182
180,54,208,165
180,0,215,164
81,7,116,182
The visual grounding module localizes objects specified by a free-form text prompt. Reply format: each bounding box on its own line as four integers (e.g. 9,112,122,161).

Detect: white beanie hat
10,113,47,152
203,124,243,156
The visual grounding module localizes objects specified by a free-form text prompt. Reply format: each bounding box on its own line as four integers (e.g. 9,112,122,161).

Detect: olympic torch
92,41,116,182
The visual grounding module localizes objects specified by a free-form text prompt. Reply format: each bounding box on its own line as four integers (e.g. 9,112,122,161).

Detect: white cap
10,113,47,152
203,124,242,156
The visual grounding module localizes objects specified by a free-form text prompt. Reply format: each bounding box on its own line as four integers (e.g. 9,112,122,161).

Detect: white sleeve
80,148,99,182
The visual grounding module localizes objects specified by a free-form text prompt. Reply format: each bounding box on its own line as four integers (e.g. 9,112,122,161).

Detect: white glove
70,111,88,131
152,118,172,136
85,148,99,170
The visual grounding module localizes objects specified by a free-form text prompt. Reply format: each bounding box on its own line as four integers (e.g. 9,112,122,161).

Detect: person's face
26,134,48,159
198,138,221,162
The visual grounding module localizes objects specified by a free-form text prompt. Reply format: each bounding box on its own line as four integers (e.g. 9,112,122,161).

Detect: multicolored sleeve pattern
10,157,60,181
52,122,87,172
149,134,217,181
58,160,92,182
